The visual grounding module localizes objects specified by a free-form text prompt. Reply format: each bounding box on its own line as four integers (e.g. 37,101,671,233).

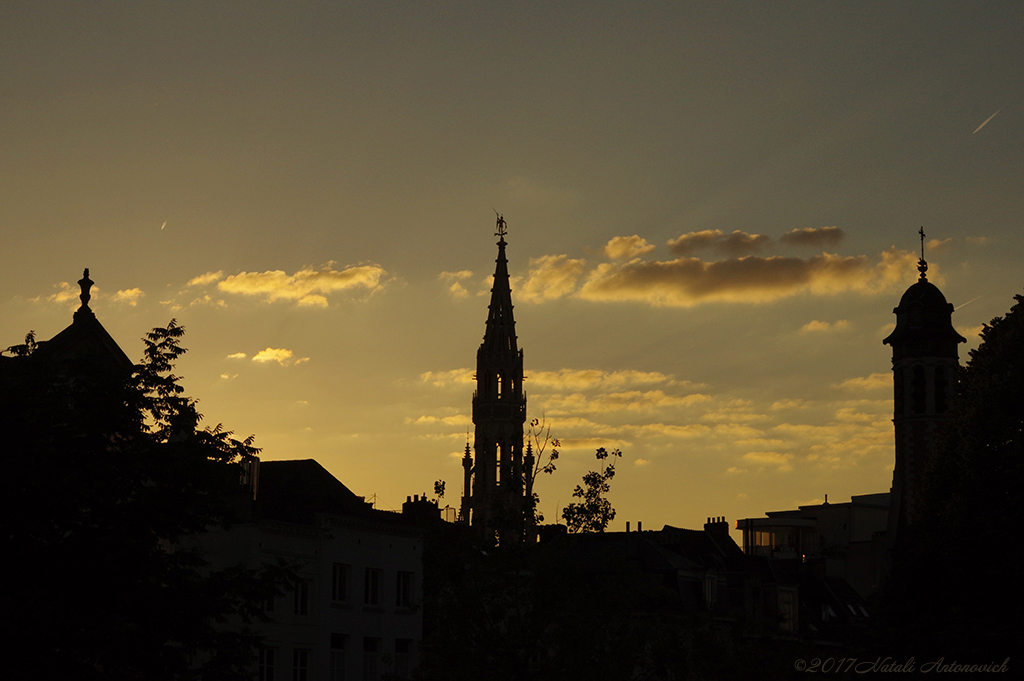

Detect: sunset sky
3,2,1022,537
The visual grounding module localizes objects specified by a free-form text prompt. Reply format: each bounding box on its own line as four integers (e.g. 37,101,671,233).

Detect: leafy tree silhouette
561,447,622,533
1,321,289,680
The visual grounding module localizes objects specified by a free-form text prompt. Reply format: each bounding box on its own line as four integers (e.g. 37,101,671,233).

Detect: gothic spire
481,214,517,355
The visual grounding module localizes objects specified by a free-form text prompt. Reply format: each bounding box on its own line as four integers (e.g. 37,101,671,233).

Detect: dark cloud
778,226,845,248
667,229,770,257
578,249,916,307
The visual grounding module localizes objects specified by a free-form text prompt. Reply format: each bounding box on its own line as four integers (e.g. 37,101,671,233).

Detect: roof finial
78,268,94,311
495,212,507,240
917,227,928,282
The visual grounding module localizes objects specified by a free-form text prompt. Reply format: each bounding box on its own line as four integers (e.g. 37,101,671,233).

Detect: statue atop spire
495,213,507,240
78,268,94,310
917,227,928,282
74,268,96,321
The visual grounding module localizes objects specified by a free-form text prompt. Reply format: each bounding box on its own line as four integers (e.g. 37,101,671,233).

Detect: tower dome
882,278,967,361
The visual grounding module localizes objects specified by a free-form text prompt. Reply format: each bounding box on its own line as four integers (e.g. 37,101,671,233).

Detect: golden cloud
251,347,309,366
32,281,82,306
226,352,248,360
517,255,586,303
964,236,989,245
528,368,676,390
957,324,984,340
800,319,850,333
667,229,770,257
836,372,890,391
216,264,386,305
186,271,224,287
556,437,628,451
604,235,656,260
419,368,474,387
439,270,474,299
409,414,472,426
742,451,794,470
778,226,845,248
112,288,145,306
576,248,918,307
540,390,711,415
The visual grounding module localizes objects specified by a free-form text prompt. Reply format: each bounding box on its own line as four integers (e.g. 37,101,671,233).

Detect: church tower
462,215,527,535
882,230,965,541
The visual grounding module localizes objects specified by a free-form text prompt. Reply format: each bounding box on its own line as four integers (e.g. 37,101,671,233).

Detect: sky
2,2,1022,538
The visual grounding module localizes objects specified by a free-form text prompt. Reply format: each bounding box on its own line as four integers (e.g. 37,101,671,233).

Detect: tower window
911,366,926,414
894,368,904,416
935,366,948,414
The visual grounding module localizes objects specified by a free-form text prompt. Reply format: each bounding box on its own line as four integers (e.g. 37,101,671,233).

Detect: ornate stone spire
463,214,528,538
74,268,96,321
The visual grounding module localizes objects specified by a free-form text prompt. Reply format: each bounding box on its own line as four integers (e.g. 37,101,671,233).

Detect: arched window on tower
894,367,905,417
935,366,948,414
911,366,926,414
497,372,503,398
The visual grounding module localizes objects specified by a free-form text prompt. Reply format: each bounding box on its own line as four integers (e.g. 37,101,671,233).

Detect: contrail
972,109,1001,134
955,295,984,311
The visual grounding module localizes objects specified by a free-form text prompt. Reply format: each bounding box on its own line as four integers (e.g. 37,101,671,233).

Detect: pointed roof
480,215,518,355
34,268,133,371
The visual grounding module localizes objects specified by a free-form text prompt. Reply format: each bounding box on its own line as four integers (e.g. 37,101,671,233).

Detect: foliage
561,447,622,533
1,320,286,680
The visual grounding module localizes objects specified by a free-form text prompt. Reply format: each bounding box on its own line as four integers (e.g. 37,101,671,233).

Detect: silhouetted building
461,215,529,537
882,245,965,541
737,493,890,599
192,459,425,681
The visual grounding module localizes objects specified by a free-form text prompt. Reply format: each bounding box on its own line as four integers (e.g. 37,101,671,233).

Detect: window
363,568,381,606
292,649,309,681
330,634,347,681
362,638,380,681
396,571,414,608
935,366,948,413
332,563,350,602
911,366,926,414
259,646,276,681
293,579,309,616
394,639,412,678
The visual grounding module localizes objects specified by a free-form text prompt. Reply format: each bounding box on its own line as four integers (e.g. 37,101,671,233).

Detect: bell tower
462,215,527,535
882,229,965,541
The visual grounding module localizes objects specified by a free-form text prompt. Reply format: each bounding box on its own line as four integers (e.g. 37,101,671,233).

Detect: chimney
638,521,643,532
704,515,730,543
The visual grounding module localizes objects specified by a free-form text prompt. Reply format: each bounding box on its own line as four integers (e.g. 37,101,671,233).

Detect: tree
561,448,622,533
525,417,560,526
1,321,287,680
